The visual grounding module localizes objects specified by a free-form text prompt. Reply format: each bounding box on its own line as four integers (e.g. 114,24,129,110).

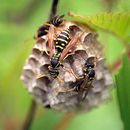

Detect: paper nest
21,21,113,112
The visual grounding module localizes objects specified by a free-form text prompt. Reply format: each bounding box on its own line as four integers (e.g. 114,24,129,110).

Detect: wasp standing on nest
36,15,64,38
70,56,96,101
48,25,84,80
48,29,71,79
36,15,64,58
83,57,96,81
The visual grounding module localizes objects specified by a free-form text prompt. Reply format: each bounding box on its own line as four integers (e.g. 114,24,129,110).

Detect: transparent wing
60,32,82,61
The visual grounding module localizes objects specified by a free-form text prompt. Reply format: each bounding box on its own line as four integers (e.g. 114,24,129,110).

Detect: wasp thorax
50,56,60,68
50,59,59,68
21,18,113,112
86,69,95,79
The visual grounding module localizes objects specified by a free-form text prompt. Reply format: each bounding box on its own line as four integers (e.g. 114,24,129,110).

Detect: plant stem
49,0,59,20
21,0,59,130
21,100,37,130
53,113,75,130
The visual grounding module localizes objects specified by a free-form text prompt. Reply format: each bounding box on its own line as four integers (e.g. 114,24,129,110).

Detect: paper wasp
71,56,96,101
48,27,83,79
36,15,64,58
36,15,64,38
48,29,70,78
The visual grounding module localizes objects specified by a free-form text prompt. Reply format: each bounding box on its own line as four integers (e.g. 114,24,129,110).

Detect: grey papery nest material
21,21,113,112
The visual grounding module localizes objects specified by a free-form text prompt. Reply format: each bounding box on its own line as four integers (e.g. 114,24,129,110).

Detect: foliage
116,55,130,130
0,0,130,130
70,12,130,43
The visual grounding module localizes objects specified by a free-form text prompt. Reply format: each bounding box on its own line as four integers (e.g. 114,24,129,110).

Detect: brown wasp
70,56,97,101
48,28,71,78
48,26,84,80
36,15,64,58
36,15,64,38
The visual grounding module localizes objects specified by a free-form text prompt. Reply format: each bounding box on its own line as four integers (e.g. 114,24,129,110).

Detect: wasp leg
61,66,85,93
54,86,79,97
54,86,75,96
36,74,46,79
62,66,83,80
66,86,78,92
57,75,64,83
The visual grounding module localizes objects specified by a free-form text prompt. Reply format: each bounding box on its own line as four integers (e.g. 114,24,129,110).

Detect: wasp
48,27,83,79
83,57,96,81
70,56,96,101
36,15,64,58
48,29,71,79
55,29,71,52
36,15,64,38
48,53,62,78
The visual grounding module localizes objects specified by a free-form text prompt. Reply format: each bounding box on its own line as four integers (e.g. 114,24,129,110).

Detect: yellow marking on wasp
55,57,58,59
62,32,70,36
59,33,70,39
55,17,58,22
45,30,49,32
61,43,65,46
57,76,64,83
44,23,50,26
57,38,68,43
56,45,64,50
52,20,55,24
36,74,46,79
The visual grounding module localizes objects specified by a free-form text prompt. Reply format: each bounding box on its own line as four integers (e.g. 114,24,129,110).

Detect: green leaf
70,12,130,43
115,55,130,130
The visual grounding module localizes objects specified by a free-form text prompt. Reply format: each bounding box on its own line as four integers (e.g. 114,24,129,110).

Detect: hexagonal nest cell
21,19,113,112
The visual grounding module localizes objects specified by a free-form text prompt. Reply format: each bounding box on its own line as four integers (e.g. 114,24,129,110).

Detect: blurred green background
0,0,130,130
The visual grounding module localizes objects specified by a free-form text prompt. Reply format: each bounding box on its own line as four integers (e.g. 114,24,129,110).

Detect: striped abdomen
55,29,70,52
37,15,64,38
48,53,61,78
50,15,64,27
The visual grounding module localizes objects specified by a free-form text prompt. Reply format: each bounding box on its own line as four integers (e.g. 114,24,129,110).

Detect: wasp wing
59,32,82,61
47,25,55,58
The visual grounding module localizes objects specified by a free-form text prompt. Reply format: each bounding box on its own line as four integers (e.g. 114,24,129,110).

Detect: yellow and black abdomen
55,29,70,52
51,15,64,27
48,53,62,78
37,15,64,38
